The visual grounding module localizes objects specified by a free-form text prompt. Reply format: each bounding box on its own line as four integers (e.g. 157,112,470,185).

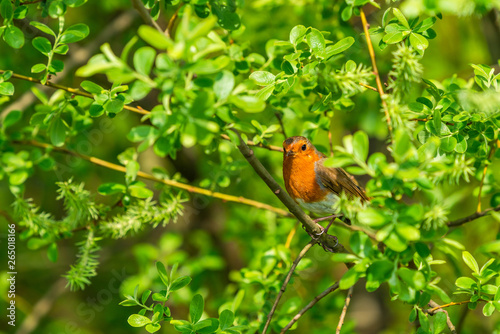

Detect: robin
283,136,368,220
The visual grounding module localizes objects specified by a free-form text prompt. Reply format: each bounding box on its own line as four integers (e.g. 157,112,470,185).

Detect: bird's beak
285,151,296,157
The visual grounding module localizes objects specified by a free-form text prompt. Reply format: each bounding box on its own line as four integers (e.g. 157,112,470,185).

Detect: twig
16,278,67,334
13,140,290,216
280,281,340,333
263,240,317,334
131,0,163,33
359,8,393,137
427,300,470,313
230,129,349,253
333,219,377,241
336,286,354,334
284,222,298,249
220,134,283,152
0,70,149,116
165,3,185,38
477,145,496,212
426,300,458,334
358,82,378,92
447,204,500,227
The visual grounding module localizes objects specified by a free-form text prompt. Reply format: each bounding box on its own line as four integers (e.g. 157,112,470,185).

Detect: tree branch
426,300,458,334
13,140,290,216
220,134,283,152
280,281,340,333
359,8,393,137
336,286,354,334
447,205,500,227
263,240,316,334
427,300,470,313
230,129,349,253
131,0,163,33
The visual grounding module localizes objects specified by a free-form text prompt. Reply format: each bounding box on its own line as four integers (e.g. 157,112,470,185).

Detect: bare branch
336,286,354,334
447,205,500,227
263,240,316,334
280,281,340,333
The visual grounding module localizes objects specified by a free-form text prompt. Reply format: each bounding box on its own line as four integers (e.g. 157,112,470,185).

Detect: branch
280,281,340,333
263,240,316,334
359,8,393,137
231,129,349,253
0,70,149,116
427,300,470,313
447,205,500,227
165,3,185,38
358,82,378,92
220,134,283,152
336,286,354,334
131,0,163,33
13,140,290,217
426,300,458,334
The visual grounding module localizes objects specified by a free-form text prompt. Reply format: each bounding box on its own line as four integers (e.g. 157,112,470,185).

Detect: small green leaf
418,309,430,332
219,309,234,331
105,98,125,114
128,184,153,198
306,28,325,55
170,276,192,291
392,8,409,28
32,36,52,56
61,23,89,43
3,109,22,127
81,80,104,95
50,116,67,147
89,103,104,117
409,33,429,54
324,36,355,58
455,276,476,289
462,251,479,274
30,21,56,37
289,25,306,45
97,182,125,195
138,25,172,49
434,312,447,333
4,25,24,49
190,294,204,323
352,130,369,162
133,46,156,76
339,266,362,290
128,314,151,327
195,318,219,333
156,262,169,286
0,0,13,20
0,81,14,95
483,302,495,316
31,63,47,73
145,323,161,333
358,208,389,228
214,70,234,100
228,95,266,113
249,71,275,86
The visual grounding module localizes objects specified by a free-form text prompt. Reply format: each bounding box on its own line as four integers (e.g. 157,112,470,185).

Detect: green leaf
32,37,52,56
50,117,67,147
352,130,369,161
289,25,306,45
306,28,325,55
97,182,125,195
4,25,24,49
0,0,13,20
249,71,275,86
138,25,172,49
219,309,234,331
462,251,479,274
127,125,158,142
145,323,161,333
128,314,151,327
3,109,22,127
128,184,153,198
190,294,204,323
228,95,266,113
195,318,219,333
383,31,405,44
80,80,104,95
256,84,274,101
105,98,125,114
61,23,89,43
455,276,476,289
433,311,447,333
324,36,355,58
212,3,240,30
170,275,192,291
47,242,58,262
89,103,104,117
483,302,495,316
409,33,429,54
418,309,430,332
156,262,169,286
0,81,14,95
134,46,156,76
339,266,362,290
30,21,56,37
214,70,234,100
358,208,389,228
398,268,426,290
31,63,47,73
366,260,394,285
341,5,352,21
395,224,420,241
392,8,409,28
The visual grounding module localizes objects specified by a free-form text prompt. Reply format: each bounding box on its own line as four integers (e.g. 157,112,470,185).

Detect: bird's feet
313,214,340,223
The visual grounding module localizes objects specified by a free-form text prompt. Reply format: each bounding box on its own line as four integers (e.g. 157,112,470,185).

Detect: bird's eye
301,144,307,151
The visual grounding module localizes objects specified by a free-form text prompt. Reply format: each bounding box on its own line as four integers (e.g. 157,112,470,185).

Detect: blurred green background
1,0,500,333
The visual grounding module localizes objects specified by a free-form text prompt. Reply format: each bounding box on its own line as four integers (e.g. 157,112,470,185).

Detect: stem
359,8,393,137
131,0,163,33
0,70,149,115
447,204,500,227
280,281,340,333
358,82,378,92
263,240,316,334
336,286,354,334
165,3,185,37
427,300,470,313
13,140,291,217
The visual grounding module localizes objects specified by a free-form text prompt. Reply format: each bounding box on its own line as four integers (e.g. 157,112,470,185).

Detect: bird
282,136,368,218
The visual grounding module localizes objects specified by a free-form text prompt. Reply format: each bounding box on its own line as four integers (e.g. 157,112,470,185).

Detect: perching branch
13,140,290,217
427,300,471,313
447,204,500,227
336,286,354,334
359,8,393,137
280,281,340,333
426,300,458,334
231,129,349,253
263,240,317,334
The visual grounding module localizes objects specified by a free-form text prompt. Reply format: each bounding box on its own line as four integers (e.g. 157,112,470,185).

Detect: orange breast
283,155,328,203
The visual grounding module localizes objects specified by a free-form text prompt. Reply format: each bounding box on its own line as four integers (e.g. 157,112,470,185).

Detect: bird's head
283,136,318,159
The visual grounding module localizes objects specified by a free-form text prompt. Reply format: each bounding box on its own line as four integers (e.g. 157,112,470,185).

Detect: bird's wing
315,162,369,201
